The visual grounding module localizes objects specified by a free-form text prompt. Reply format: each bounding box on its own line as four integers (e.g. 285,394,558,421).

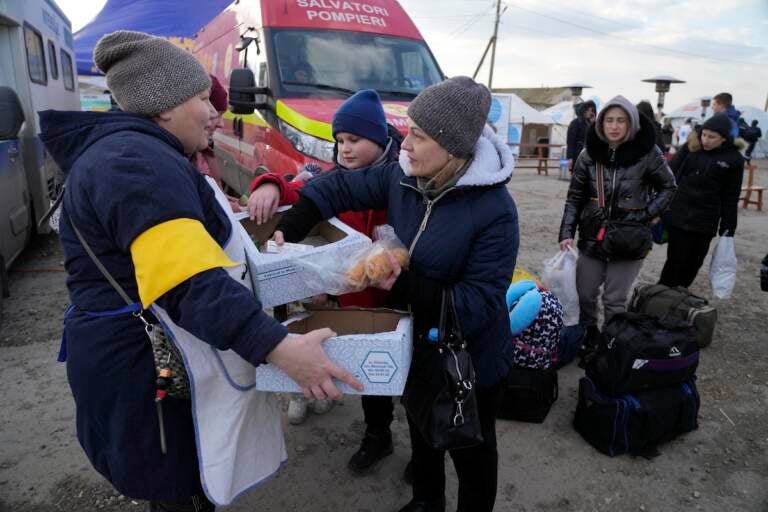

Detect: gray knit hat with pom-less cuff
407,76,491,159
94,30,211,117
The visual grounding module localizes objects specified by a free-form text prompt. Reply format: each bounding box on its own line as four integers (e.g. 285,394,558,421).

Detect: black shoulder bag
401,289,483,451
596,163,652,260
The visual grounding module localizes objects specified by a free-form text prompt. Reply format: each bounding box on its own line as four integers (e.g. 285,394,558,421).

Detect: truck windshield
271,29,443,100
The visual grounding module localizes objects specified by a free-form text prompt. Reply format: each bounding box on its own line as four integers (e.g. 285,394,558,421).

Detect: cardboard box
236,212,371,308
255,308,413,396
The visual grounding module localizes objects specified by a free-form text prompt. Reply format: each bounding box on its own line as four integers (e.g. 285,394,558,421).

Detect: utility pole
472,0,505,89
488,0,501,89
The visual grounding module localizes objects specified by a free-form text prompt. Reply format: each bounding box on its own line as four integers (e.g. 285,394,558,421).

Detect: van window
23,23,47,85
273,30,442,100
60,49,75,91
48,41,59,80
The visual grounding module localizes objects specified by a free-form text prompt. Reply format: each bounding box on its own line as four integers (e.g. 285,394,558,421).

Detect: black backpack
585,312,699,396
574,376,700,457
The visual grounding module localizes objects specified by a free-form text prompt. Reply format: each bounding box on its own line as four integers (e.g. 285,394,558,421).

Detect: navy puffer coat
278,127,519,388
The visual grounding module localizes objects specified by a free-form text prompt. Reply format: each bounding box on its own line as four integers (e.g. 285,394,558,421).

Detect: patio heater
642,75,685,117
566,82,593,105
700,97,712,121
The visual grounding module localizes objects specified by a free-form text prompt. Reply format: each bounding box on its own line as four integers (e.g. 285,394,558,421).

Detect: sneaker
347,430,393,474
287,396,309,425
577,325,601,368
310,398,335,415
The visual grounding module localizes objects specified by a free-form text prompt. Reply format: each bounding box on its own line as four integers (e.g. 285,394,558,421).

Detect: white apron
151,177,285,506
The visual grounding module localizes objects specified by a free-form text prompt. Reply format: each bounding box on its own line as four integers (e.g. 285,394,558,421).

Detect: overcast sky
59,0,768,112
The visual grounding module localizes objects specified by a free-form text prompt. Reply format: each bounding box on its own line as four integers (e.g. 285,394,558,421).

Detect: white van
0,0,79,314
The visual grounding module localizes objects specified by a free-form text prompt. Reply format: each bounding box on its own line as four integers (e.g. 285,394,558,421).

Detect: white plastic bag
709,236,737,299
541,247,580,326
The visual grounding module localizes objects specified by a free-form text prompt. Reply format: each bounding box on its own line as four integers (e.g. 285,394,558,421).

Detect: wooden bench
740,164,765,211
510,143,565,176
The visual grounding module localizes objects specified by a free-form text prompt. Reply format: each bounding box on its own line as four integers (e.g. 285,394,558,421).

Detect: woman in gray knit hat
558,96,677,360
275,76,519,512
39,30,360,511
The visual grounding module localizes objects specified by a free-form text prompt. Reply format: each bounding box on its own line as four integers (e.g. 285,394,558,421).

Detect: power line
503,1,767,67
450,7,496,37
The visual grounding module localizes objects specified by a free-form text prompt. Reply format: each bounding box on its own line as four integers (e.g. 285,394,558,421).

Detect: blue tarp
74,0,232,76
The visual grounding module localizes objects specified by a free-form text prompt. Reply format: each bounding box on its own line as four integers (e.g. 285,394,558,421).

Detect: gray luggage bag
629,284,717,348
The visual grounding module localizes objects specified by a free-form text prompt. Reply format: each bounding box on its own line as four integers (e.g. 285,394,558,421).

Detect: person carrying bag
558,96,676,359
273,76,519,512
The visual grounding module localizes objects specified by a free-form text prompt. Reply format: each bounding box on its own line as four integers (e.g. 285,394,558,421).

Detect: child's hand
272,230,285,246
247,183,280,225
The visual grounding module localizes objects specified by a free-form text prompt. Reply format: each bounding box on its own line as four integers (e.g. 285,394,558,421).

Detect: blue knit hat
332,89,388,147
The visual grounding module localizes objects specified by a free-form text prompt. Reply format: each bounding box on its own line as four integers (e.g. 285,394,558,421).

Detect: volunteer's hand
266,328,363,400
247,183,280,225
560,238,574,252
272,230,285,246
372,252,402,291
650,216,661,225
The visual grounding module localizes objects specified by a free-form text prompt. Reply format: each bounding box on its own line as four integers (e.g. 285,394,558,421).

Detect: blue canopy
74,0,232,76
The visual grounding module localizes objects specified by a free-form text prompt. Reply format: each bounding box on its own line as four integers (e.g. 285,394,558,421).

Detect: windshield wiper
282,81,355,96
376,89,418,99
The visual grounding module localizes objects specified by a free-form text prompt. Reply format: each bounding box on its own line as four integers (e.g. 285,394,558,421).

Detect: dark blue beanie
332,89,388,147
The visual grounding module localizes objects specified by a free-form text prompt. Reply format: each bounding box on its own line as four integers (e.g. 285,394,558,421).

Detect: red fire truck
192,0,444,195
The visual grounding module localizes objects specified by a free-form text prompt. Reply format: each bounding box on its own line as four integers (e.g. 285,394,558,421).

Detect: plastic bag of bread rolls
290,225,410,296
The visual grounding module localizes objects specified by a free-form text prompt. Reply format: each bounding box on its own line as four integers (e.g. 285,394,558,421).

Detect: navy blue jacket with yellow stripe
39,110,287,501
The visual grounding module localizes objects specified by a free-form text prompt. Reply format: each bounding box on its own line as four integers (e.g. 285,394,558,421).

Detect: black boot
396,497,446,512
348,429,393,474
403,460,413,485
577,325,601,368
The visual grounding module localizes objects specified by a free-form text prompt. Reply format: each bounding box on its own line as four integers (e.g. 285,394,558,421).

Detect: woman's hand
559,238,574,252
247,183,281,225
226,195,243,213
371,252,402,291
266,328,363,400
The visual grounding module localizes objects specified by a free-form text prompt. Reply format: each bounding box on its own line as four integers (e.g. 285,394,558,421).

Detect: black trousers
148,494,214,511
362,395,394,433
407,385,503,512
659,226,714,288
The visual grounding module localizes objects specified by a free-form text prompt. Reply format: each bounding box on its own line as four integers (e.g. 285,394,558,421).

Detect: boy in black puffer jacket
659,114,745,288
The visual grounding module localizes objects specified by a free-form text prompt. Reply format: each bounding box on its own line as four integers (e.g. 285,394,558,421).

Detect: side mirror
229,68,269,114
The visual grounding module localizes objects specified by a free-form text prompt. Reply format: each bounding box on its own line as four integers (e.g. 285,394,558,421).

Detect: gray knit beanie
407,76,491,158
94,30,211,116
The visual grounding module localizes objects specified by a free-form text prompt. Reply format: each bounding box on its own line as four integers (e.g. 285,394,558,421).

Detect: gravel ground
1,161,766,512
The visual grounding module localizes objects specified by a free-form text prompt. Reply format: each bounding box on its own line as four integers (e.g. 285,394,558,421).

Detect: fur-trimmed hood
684,129,747,153
399,125,515,187
585,110,657,167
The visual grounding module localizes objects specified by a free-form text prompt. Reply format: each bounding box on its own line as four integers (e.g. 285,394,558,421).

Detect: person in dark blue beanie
332,89,389,148
245,90,404,476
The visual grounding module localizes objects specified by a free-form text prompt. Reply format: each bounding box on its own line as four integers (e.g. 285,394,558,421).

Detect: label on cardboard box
254,308,413,396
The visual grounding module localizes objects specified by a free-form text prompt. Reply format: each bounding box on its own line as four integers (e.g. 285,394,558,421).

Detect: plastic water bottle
428,328,439,343
559,157,569,181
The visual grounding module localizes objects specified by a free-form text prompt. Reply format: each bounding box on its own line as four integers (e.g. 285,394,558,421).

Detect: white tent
667,99,768,158
489,93,555,154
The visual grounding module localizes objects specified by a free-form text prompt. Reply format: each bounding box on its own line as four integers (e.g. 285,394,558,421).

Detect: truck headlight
279,120,334,163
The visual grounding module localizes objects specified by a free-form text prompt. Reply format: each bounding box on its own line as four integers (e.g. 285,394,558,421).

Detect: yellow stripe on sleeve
130,218,238,308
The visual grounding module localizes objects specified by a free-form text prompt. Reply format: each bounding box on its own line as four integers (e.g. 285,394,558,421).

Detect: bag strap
595,163,606,209
438,288,465,350
63,185,153,331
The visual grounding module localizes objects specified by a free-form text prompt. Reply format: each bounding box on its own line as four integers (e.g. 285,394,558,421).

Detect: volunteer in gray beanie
407,76,491,159
94,30,211,117
595,95,640,143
